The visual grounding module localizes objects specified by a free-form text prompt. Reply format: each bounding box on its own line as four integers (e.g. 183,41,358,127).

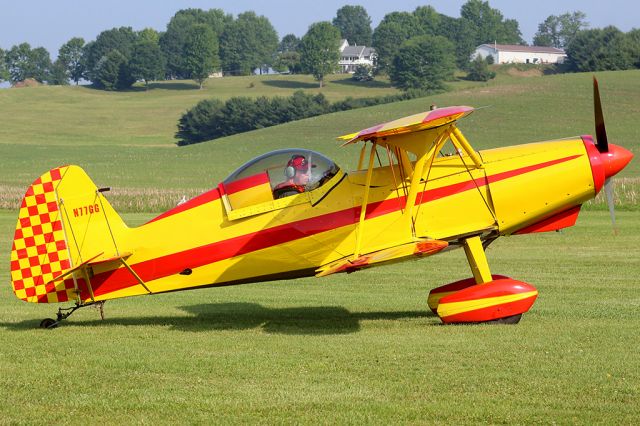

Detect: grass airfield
0,211,638,423
1,69,639,423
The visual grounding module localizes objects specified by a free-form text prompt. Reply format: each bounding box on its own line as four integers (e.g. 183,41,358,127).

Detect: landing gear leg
462,235,493,284
39,301,105,329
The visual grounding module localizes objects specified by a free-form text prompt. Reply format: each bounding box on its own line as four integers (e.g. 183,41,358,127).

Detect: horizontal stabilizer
87,252,133,266
45,252,103,286
44,251,133,285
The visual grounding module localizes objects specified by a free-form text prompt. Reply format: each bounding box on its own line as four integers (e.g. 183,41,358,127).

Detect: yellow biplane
9,79,633,328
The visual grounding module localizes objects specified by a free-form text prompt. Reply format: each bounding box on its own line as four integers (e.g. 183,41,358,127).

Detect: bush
176,89,430,145
176,99,224,144
389,35,456,91
176,91,331,145
467,56,496,82
352,65,374,81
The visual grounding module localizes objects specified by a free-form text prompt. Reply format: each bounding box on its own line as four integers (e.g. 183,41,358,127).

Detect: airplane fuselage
78,136,601,302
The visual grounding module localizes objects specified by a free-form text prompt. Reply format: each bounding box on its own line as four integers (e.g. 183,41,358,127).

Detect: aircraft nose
603,144,634,179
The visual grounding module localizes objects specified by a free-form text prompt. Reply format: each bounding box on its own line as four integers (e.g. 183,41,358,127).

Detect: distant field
0,210,638,423
0,74,400,148
0,70,637,213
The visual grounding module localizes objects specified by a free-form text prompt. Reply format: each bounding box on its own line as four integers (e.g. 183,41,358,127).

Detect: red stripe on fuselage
146,188,221,224
224,172,271,194
92,153,582,298
417,154,581,205
89,207,359,298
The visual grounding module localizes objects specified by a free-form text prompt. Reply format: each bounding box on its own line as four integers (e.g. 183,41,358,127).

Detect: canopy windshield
224,149,340,193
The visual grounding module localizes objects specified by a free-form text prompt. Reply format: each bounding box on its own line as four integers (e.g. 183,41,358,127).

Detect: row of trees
177,89,423,145
0,10,278,90
1,2,639,91
272,1,523,87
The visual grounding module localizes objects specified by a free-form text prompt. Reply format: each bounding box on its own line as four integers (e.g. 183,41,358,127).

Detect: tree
332,5,372,46
279,34,300,52
130,40,166,87
58,37,85,85
48,59,70,85
31,47,52,82
627,29,640,68
389,35,455,91
219,11,278,75
94,50,128,90
0,48,8,82
413,6,441,37
275,34,301,74
7,43,36,83
533,12,589,48
438,14,479,69
184,24,219,88
5,43,51,83
566,26,636,72
137,28,160,44
160,8,231,78
274,51,302,74
372,12,420,73
84,27,137,88
460,0,524,45
299,22,341,87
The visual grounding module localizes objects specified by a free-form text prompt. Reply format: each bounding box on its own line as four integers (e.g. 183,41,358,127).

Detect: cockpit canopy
223,149,340,195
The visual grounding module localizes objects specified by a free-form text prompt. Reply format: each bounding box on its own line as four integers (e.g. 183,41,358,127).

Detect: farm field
1,69,639,423
0,210,638,424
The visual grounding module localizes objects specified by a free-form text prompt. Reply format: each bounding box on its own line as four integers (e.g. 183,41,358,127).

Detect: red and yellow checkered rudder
10,166,129,303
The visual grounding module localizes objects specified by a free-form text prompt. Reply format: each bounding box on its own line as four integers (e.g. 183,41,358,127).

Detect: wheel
485,314,522,325
39,318,58,329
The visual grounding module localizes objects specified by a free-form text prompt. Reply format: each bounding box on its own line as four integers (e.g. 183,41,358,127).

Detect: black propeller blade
593,77,609,153
593,77,618,232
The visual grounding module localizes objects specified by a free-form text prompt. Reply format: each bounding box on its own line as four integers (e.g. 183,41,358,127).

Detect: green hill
1,70,637,211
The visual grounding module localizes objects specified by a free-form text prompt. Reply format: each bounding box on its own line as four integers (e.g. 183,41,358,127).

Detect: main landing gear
39,301,105,329
428,236,538,324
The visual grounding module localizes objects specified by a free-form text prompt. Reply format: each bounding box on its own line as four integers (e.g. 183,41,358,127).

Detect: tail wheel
39,318,58,329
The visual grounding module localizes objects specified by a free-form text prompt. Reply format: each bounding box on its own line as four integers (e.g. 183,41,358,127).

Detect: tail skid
10,166,131,304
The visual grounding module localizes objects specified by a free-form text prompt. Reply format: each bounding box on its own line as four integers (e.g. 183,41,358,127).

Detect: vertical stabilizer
9,166,128,303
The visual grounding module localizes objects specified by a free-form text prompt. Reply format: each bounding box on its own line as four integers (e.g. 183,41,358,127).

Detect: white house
339,39,376,73
473,44,566,64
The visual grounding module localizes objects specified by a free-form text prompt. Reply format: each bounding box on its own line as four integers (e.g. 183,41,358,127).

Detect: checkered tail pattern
9,166,77,303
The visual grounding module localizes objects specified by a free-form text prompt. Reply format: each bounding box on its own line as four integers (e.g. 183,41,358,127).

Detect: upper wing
338,106,474,146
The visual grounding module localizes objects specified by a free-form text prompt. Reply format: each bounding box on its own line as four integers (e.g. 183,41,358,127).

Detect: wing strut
118,258,153,294
353,141,378,258
450,128,484,169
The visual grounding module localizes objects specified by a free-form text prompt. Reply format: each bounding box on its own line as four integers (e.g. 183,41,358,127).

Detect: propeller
603,178,618,235
593,77,617,233
593,77,609,154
